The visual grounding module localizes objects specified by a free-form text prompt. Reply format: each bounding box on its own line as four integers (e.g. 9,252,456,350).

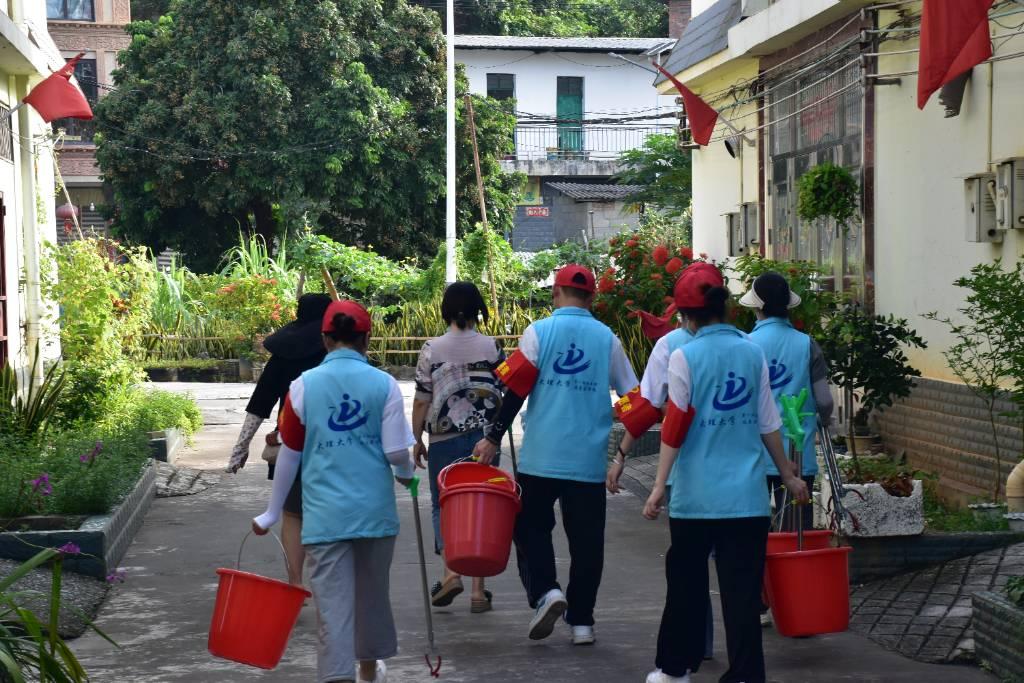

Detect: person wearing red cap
642,263,809,683
472,264,638,646
253,300,416,683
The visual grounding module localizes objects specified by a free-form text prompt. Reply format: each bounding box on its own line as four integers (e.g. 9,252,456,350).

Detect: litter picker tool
409,476,442,677
818,418,851,533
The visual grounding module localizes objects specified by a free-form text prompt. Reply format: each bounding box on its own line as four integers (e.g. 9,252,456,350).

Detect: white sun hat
738,272,802,310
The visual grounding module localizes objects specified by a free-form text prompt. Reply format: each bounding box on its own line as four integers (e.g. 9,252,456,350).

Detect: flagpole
444,0,457,284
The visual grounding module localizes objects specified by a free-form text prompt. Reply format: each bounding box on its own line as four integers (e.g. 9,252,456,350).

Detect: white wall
873,17,1024,381
457,49,678,159
688,61,760,276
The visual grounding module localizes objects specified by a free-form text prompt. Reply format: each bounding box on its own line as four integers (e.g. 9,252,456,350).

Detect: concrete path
72,383,994,682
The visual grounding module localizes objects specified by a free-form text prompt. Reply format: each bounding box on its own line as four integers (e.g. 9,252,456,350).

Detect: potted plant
819,306,927,536
926,261,1024,523
973,576,1024,680
797,161,859,233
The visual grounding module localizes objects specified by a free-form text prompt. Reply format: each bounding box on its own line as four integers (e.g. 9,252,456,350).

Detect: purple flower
57,542,81,555
30,473,52,496
79,441,103,464
106,568,127,584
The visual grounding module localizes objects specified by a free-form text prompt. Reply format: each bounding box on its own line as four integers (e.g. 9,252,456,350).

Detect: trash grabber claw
409,476,442,677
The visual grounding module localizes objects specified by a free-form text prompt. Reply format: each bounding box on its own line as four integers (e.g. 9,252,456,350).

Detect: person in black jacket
226,293,331,585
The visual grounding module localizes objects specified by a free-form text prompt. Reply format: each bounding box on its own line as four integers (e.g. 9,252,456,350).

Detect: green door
556,77,583,156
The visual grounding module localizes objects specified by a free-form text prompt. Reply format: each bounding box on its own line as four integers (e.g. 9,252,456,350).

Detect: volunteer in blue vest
642,263,810,683
253,300,415,683
472,264,638,646
741,271,834,529
608,317,715,662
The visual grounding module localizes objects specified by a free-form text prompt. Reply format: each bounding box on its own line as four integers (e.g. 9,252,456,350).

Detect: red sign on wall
526,206,550,217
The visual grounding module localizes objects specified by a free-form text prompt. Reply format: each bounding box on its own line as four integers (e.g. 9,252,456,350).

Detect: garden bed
973,590,1024,681
848,531,1024,583
0,460,156,579
608,422,662,460
144,359,242,383
148,427,184,464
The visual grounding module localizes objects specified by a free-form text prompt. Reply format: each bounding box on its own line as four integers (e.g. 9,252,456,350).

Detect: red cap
673,262,724,309
554,264,596,293
321,300,372,333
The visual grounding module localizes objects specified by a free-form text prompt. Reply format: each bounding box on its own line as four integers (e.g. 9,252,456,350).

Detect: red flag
655,62,719,146
639,303,677,340
23,53,94,123
917,0,993,109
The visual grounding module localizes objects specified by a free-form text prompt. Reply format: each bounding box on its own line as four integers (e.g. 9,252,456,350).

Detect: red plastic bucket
762,531,834,607
438,461,516,493
764,546,853,637
440,483,521,577
208,532,312,669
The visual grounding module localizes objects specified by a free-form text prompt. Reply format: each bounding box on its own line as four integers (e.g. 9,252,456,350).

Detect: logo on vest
768,359,793,390
327,394,369,432
712,372,753,411
552,343,591,375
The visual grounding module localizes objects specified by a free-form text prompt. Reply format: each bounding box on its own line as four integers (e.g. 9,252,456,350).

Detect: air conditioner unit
995,158,1024,230
965,174,1001,243
727,203,759,257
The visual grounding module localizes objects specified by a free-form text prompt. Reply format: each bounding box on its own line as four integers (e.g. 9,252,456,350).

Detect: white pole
445,0,457,284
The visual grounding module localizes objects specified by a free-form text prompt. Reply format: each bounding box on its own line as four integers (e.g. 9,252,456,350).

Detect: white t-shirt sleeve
758,359,783,434
667,348,692,409
639,335,671,408
517,325,540,365
289,376,306,424
609,335,639,396
381,378,416,454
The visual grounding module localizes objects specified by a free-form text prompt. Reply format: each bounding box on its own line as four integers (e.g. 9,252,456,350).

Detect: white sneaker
571,625,595,645
645,669,691,683
356,660,386,683
528,588,568,640
760,611,773,627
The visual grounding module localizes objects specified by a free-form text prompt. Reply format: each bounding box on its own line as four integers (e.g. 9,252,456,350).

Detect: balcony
503,123,675,176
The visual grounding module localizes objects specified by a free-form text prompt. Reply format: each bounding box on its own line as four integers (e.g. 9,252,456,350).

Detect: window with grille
53,58,97,143
0,105,13,163
486,73,515,101
765,44,864,297
47,0,94,21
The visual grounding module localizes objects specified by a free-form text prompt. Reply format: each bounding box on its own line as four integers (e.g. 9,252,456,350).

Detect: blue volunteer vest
749,318,817,476
669,324,771,520
519,307,614,483
298,349,400,544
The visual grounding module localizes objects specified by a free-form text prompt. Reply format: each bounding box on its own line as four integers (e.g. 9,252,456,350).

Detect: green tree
614,133,692,217
417,0,668,37
97,0,446,270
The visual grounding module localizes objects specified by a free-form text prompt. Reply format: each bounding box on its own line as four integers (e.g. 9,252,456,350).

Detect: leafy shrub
110,389,204,438
42,239,153,422
1007,576,1024,607
729,254,840,339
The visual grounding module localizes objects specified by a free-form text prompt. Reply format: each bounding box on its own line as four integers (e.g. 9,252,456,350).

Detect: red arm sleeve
661,399,696,449
277,393,306,451
614,387,662,438
494,349,539,398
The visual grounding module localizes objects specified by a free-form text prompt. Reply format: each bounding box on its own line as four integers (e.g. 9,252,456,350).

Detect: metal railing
509,124,675,161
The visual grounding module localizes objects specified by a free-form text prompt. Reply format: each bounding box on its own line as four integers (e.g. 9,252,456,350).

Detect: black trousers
513,473,606,627
767,476,816,531
656,517,769,682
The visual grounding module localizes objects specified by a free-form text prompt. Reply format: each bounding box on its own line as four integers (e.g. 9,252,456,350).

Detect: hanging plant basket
797,162,859,228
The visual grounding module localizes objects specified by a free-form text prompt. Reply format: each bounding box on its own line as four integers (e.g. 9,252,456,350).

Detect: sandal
470,590,494,614
430,577,464,607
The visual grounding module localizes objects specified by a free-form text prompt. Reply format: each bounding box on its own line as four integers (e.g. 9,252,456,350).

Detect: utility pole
445,0,457,284
464,94,500,318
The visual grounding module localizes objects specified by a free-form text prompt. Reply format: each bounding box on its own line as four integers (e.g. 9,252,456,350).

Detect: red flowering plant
728,253,841,340
209,274,294,359
593,219,713,369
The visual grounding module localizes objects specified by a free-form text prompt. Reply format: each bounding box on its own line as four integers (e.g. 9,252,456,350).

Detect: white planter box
822,479,924,537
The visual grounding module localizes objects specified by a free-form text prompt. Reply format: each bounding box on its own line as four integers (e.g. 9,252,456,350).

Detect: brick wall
667,0,692,39
876,378,1023,504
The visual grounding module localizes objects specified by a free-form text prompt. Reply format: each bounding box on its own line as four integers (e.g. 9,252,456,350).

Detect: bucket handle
237,530,293,575
437,455,480,491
